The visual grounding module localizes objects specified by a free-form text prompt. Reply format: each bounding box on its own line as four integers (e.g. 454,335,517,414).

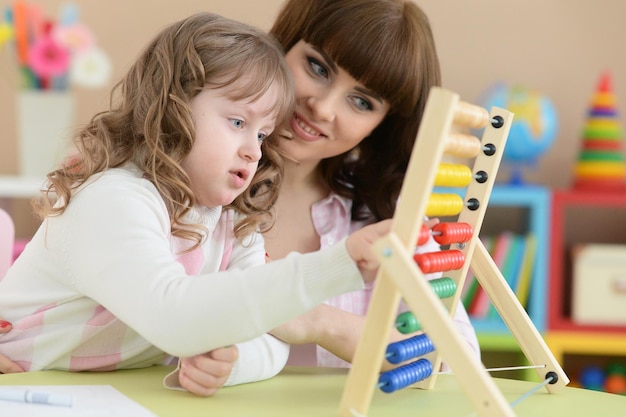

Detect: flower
27,34,71,78
53,23,95,52
6,1,111,90
0,22,13,50
70,47,111,88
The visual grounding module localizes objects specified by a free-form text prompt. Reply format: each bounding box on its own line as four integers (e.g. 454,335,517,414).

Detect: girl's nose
241,136,262,162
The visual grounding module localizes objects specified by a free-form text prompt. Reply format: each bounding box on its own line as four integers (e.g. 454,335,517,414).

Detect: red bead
413,250,465,273
417,225,431,246
432,222,473,245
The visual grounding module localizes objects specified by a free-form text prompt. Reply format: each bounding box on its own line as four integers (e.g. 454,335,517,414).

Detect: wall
2,0,626,236
420,0,626,187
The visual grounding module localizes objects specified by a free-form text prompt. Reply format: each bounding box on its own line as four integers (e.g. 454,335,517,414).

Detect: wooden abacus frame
339,87,569,417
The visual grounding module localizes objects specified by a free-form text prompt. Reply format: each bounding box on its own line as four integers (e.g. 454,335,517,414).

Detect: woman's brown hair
36,12,294,247
268,0,441,221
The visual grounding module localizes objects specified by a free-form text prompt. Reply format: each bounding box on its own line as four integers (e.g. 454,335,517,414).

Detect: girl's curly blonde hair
35,12,294,248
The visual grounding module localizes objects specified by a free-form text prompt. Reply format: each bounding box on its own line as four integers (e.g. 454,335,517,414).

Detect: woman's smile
291,113,326,142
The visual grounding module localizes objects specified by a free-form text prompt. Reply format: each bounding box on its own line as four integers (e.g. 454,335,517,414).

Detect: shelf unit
548,189,626,333
546,332,626,387
546,189,626,391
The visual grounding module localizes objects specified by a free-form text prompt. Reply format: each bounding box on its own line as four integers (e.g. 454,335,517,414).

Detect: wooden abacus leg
470,240,570,391
338,271,402,417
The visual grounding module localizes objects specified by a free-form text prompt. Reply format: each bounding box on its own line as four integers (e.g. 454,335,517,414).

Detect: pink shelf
548,189,626,334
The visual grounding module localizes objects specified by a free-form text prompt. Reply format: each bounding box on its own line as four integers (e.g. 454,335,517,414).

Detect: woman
262,0,479,368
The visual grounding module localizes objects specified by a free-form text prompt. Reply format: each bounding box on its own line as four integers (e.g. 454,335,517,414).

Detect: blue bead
386,334,435,364
378,358,433,393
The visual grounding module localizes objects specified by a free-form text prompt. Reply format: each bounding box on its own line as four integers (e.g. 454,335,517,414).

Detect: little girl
0,12,390,395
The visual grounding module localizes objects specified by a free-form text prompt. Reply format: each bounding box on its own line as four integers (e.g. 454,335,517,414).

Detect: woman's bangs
305,16,422,115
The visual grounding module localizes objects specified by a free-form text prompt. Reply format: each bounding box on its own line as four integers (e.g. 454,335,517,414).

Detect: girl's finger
0,320,12,333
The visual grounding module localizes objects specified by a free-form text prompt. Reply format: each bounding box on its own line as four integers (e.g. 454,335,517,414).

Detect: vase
16,91,75,178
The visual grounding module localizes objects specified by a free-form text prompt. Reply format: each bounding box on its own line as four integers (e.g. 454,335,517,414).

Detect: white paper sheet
0,385,158,417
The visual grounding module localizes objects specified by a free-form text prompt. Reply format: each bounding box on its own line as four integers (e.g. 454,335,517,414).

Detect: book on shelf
469,232,512,317
462,236,492,311
487,234,526,318
462,232,536,319
515,234,537,309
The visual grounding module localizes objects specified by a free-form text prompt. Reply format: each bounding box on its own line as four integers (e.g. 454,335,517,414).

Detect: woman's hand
178,346,239,397
0,320,23,373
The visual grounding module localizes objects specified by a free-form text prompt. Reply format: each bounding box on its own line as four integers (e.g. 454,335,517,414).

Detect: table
2,366,625,417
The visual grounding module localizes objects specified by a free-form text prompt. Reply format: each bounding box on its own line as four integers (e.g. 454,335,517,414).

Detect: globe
476,83,559,184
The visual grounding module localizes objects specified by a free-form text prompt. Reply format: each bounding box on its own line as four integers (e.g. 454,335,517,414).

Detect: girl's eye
307,57,329,79
257,132,267,143
230,118,244,129
351,96,374,112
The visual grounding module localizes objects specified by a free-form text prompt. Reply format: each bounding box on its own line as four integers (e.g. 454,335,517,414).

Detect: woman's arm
270,299,479,370
270,304,407,371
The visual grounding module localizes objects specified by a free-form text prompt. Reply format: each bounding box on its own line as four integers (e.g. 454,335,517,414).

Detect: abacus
339,87,569,417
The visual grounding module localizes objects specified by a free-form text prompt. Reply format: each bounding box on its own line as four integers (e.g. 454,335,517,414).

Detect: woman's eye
307,57,329,79
230,118,244,129
352,96,373,111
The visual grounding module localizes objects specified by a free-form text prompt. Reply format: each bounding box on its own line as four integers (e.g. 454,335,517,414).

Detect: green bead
430,277,457,299
396,311,421,334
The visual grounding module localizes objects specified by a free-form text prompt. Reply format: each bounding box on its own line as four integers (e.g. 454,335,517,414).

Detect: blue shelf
435,184,551,335
471,184,550,334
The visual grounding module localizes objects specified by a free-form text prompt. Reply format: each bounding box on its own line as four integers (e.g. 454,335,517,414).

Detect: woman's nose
306,92,336,123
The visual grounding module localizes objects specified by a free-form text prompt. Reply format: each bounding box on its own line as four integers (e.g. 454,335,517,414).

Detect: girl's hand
345,219,392,282
424,217,440,229
0,320,23,374
178,346,239,397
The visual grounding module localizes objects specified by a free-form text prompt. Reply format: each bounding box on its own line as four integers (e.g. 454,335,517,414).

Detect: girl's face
182,77,279,208
279,40,391,164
